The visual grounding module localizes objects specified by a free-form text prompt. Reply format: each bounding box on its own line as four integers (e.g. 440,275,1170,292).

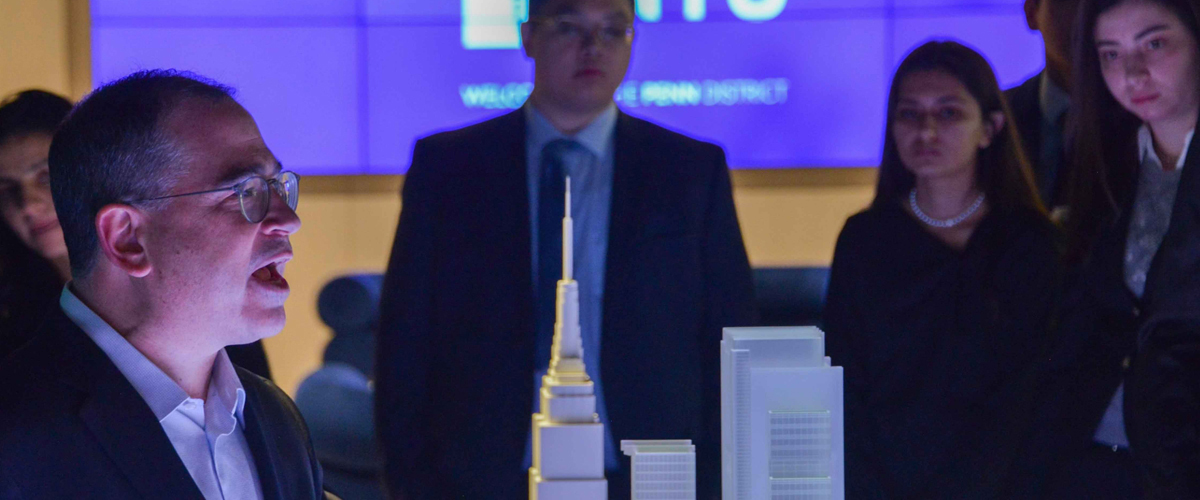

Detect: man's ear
980,110,1007,149
1025,0,1041,31
95,204,152,278
521,22,536,58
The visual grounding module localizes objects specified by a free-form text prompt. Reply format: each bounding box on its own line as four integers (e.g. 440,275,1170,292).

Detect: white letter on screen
728,0,787,21
638,0,706,22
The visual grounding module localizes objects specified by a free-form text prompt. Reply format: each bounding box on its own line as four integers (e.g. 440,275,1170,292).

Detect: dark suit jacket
1123,115,1200,499
1005,71,1068,207
0,307,326,500
376,109,756,499
1021,116,1200,497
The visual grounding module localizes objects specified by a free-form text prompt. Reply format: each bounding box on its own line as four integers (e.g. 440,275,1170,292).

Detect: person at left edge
375,0,757,498
0,70,329,500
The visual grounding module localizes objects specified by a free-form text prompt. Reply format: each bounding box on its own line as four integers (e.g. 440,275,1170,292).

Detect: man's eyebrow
606,11,633,22
216,160,281,186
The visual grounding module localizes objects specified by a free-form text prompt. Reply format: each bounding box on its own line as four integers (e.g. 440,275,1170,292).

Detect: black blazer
0,307,326,500
1124,117,1200,499
1005,71,1067,207
375,109,756,500
1031,117,1200,497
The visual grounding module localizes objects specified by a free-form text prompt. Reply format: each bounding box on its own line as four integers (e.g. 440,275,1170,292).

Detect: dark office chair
295,274,385,500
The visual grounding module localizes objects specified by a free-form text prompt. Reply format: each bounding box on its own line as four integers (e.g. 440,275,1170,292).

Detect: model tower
528,178,607,500
721,326,845,500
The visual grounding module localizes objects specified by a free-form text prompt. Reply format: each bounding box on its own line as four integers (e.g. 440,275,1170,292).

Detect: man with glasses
376,0,756,498
0,70,328,499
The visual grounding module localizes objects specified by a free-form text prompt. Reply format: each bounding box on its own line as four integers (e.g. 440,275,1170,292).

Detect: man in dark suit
375,0,756,498
1006,0,1082,209
0,71,328,499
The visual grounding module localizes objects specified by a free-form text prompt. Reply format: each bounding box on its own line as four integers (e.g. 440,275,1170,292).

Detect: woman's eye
1148,38,1165,50
897,109,920,121
938,108,962,119
1100,50,1120,61
36,170,51,187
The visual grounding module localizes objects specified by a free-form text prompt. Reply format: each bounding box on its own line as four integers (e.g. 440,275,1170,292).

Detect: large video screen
92,0,1045,174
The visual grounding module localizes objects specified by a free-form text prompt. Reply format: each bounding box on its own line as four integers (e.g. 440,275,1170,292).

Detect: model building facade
721,327,844,500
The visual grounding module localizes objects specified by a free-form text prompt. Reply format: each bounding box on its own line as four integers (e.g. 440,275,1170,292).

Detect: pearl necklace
908,189,985,228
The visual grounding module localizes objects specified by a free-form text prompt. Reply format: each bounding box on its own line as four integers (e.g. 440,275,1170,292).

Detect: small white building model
721,327,844,500
528,179,607,500
620,440,696,500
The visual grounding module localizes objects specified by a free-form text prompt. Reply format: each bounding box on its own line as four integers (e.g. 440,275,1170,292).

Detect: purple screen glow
92,0,1045,174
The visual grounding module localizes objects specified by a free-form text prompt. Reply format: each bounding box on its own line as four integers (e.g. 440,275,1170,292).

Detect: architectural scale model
721,327,845,500
620,440,696,500
528,179,607,500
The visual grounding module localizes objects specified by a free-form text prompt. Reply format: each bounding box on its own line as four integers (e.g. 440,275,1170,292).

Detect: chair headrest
317,274,384,333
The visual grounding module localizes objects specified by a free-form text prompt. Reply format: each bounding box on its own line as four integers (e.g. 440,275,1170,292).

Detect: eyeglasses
531,16,634,47
131,170,300,224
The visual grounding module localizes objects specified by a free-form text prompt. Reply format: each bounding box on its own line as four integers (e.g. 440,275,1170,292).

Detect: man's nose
261,187,301,236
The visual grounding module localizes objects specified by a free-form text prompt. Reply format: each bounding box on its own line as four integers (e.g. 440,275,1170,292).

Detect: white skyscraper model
721,327,845,500
528,179,607,500
621,440,696,500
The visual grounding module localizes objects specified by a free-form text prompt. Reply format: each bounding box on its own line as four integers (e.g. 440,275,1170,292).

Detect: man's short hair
48,70,236,278
529,0,636,17
0,90,73,146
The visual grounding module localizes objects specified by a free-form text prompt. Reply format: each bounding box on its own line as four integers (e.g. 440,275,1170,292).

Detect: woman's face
1096,0,1200,124
0,132,67,262
892,70,1000,182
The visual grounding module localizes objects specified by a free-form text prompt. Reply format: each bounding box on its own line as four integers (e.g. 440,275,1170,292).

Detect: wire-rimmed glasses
131,170,299,223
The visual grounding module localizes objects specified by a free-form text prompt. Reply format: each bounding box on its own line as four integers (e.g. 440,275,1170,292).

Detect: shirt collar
524,101,618,159
1138,123,1195,170
60,286,246,425
1038,72,1071,125
204,348,248,434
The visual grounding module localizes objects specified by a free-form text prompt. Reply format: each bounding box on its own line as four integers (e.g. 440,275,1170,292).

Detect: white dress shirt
61,287,265,500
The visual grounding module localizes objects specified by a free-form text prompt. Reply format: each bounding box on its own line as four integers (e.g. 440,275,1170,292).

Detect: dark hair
1064,0,1200,261
48,70,236,278
0,90,72,325
0,219,63,338
874,40,1047,219
0,90,73,146
529,0,635,17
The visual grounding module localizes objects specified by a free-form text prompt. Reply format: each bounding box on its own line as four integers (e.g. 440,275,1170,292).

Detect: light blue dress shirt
61,287,264,500
523,102,620,471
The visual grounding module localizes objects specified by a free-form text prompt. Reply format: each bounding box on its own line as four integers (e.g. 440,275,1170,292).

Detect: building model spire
529,177,608,500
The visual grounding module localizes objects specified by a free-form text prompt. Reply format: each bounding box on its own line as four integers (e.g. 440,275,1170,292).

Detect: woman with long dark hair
823,40,1061,498
0,90,75,353
1051,0,1200,496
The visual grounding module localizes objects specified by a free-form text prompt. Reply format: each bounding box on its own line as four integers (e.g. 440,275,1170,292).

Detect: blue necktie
535,139,583,371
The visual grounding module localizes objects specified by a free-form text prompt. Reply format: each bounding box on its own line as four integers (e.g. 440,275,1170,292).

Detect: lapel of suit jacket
1015,73,1044,168
495,109,535,343
602,111,646,335
51,311,205,500
240,377,290,500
